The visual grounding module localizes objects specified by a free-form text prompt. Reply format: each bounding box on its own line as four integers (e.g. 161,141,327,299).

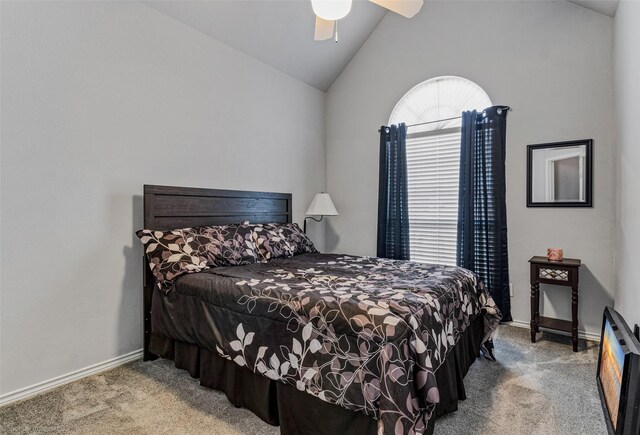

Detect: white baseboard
506,319,600,342
0,349,143,407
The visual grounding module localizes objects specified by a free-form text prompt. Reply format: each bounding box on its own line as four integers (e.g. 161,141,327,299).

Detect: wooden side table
529,256,581,352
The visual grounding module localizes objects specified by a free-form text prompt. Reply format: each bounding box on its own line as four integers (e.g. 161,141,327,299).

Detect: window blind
406,129,461,266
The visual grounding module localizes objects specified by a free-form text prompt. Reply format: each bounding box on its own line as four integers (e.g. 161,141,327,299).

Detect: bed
140,185,500,435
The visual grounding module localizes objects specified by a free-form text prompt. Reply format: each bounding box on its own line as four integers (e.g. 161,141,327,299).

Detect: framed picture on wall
526,139,593,207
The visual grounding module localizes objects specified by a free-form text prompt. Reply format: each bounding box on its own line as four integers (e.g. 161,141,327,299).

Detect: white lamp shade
311,0,352,21
305,193,339,216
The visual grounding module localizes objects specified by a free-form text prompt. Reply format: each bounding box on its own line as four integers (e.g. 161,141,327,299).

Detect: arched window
389,76,492,265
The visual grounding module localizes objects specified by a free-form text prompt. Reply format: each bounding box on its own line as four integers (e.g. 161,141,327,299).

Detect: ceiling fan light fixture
311,0,353,21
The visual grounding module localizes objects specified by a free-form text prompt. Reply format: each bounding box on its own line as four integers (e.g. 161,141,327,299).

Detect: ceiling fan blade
369,0,424,18
314,16,335,41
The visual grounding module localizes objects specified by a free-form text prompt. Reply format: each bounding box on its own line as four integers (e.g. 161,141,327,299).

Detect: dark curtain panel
457,106,511,321
377,123,410,260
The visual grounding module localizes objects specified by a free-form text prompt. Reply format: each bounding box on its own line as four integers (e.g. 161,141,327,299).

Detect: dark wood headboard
144,184,292,230
142,185,292,360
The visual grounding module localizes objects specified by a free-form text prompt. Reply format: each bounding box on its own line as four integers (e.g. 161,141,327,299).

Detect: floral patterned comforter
157,253,501,434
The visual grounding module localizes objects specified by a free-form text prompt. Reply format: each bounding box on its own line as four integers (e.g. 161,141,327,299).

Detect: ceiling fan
312,0,424,41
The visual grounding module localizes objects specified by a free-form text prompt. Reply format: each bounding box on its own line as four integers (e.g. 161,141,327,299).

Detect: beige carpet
0,326,607,434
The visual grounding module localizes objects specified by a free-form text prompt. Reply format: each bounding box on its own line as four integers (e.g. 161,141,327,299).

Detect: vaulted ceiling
144,0,386,91
144,0,618,92
567,0,619,17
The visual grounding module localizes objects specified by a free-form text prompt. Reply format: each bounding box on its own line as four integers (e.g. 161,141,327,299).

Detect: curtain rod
378,106,511,133
405,115,461,129
378,116,459,132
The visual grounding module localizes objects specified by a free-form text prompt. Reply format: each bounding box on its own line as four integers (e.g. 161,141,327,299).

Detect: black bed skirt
148,315,484,435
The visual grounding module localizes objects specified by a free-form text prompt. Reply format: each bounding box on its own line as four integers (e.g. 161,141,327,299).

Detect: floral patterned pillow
252,223,295,262
252,222,318,262
136,228,209,290
280,223,318,255
193,222,260,267
137,221,260,289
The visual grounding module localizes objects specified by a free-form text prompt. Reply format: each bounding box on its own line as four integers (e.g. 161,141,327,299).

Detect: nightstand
529,256,581,352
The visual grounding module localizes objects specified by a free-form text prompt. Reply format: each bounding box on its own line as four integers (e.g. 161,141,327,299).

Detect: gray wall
326,1,615,336
0,1,325,395
613,1,640,329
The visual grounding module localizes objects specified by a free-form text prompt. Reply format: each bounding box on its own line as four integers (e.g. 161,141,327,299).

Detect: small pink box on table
547,248,564,261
